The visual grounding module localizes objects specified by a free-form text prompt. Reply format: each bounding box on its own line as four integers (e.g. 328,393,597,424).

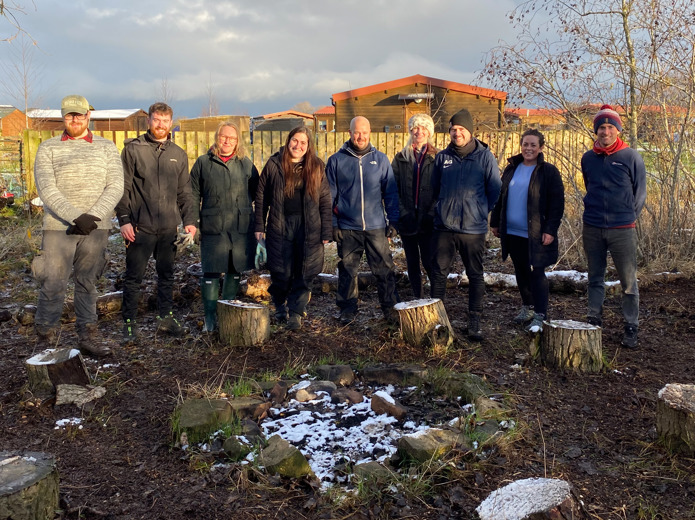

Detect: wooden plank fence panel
184,132,198,167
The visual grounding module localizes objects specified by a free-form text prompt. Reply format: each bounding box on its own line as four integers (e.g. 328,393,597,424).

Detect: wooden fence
21,129,594,195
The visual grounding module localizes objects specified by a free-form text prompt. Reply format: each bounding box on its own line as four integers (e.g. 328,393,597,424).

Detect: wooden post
218,300,270,347
25,348,90,400
539,320,602,373
0,451,59,520
394,298,455,349
657,383,695,455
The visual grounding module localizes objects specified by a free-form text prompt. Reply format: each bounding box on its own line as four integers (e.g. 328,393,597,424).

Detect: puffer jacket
116,132,195,234
391,144,437,236
490,152,565,268
255,150,332,277
431,139,501,234
325,142,399,231
190,149,259,273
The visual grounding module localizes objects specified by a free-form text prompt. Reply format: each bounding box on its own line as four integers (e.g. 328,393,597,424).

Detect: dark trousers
401,232,434,299
268,215,313,317
337,228,398,314
122,230,177,320
430,230,486,313
34,230,108,328
507,234,549,316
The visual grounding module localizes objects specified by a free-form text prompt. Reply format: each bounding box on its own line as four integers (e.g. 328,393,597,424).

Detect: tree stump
657,383,695,455
25,348,90,400
394,298,455,349
0,451,59,520
476,477,587,520
218,300,270,347
539,320,602,373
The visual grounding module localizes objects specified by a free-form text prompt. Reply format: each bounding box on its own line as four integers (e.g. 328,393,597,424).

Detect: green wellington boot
201,277,220,332
221,273,240,300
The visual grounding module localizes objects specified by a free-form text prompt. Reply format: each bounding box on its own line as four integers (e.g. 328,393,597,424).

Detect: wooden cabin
177,115,250,134
504,108,566,130
331,74,507,133
0,106,27,136
313,105,336,132
28,109,149,132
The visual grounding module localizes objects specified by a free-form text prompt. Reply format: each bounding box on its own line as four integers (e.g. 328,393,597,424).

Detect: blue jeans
122,230,177,320
430,231,486,313
582,224,639,326
336,228,398,314
34,230,108,328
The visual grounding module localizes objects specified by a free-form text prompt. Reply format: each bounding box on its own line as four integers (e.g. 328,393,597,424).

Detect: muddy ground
1,240,694,520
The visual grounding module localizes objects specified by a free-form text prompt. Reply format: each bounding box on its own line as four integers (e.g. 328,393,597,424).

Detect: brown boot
77,323,112,357
35,324,60,346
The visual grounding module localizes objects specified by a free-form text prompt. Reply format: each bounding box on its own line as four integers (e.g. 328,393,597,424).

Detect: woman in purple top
490,129,565,332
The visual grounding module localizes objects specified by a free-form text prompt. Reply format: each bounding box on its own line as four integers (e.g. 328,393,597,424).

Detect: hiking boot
77,323,112,357
621,325,638,349
383,307,400,325
340,310,356,325
287,313,302,331
122,319,138,345
467,313,484,342
274,304,288,324
525,313,545,334
35,324,60,346
513,305,535,324
156,312,185,337
587,315,602,327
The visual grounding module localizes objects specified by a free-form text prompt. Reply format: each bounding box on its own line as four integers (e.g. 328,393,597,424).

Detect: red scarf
593,136,629,155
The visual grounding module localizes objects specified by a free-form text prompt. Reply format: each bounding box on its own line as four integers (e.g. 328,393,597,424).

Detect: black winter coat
191,150,259,273
490,152,565,268
116,132,195,234
391,144,437,236
255,151,332,278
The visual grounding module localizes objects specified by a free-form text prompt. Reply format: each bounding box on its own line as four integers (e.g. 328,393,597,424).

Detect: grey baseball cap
61,95,93,116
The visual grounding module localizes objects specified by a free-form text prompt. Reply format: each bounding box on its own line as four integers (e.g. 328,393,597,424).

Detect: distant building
0,106,26,136
313,106,335,132
504,108,566,130
330,74,507,133
252,110,314,132
177,115,250,134
28,109,148,132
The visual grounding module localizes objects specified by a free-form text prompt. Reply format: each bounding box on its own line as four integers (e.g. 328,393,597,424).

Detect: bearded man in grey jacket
33,95,124,356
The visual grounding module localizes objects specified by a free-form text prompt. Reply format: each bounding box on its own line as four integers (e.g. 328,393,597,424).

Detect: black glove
67,213,101,235
385,224,398,239
332,227,343,243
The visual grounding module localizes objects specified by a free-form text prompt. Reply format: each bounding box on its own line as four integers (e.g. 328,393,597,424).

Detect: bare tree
1,0,35,42
289,101,315,114
157,76,175,105
200,74,219,117
1,33,43,129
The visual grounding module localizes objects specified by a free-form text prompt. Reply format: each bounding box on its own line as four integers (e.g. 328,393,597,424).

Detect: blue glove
255,239,267,269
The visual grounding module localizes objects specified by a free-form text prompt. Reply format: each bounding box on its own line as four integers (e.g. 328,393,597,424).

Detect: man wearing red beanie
581,105,646,348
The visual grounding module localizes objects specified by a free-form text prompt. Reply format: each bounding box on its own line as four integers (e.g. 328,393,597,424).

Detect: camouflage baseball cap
61,95,93,117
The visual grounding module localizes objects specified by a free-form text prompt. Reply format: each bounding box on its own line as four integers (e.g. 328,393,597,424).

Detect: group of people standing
32,95,645,357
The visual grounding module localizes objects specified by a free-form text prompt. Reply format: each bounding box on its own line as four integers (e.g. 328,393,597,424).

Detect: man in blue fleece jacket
581,105,646,349
326,116,399,325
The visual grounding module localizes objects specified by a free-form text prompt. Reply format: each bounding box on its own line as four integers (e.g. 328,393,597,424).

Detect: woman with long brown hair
191,121,259,332
254,126,332,330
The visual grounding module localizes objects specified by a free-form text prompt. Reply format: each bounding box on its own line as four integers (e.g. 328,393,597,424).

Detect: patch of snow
394,298,439,310
55,417,83,429
289,380,311,392
374,390,395,404
549,319,597,330
477,477,571,520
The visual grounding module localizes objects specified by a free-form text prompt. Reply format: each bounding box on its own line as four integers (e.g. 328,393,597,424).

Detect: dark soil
2,243,695,520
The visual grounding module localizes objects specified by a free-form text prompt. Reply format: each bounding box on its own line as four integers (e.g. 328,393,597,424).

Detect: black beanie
449,108,474,134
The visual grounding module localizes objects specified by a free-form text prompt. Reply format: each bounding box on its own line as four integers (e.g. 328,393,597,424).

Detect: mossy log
0,451,59,520
540,320,602,373
218,300,270,347
394,298,454,348
657,383,695,455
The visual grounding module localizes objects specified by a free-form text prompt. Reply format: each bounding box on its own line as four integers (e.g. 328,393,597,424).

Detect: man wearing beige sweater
33,95,124,356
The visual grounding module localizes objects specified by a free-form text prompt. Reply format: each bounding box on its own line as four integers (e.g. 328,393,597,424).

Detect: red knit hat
593,105,623,134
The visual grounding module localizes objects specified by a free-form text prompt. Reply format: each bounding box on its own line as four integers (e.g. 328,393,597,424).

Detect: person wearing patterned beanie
581,104,646,349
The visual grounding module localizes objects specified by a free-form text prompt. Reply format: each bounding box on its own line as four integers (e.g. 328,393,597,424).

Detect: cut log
657,383,695,455
218,300,270,347
55,384,106,407
25,348,90,400
394,298,455,349
96,291,123,316
539,320,602,373
477,477,588,520
0,451,59,520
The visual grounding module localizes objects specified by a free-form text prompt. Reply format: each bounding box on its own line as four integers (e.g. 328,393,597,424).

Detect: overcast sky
1,0,520,118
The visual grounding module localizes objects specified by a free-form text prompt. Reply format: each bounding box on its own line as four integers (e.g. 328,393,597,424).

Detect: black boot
201,277,220,332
